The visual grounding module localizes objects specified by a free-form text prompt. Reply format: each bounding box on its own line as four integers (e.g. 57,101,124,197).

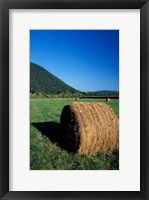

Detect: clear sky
30,30,119,92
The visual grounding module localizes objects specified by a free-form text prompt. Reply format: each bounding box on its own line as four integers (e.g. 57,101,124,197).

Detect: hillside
30,63,79,95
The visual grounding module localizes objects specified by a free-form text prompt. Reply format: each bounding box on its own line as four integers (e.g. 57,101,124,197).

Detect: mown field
30,98,119,170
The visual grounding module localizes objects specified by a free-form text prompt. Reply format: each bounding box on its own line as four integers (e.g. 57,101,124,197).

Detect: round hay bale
60,102,119,155
75,97,79,101
106,98,111,102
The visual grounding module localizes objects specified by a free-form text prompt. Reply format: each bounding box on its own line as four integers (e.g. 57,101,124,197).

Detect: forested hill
94,90,119,96
30,62,79,94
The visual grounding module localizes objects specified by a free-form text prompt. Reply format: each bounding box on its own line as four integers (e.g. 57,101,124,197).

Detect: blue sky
30,30,119,92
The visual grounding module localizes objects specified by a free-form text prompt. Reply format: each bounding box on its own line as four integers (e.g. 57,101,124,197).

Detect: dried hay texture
60,102,119,155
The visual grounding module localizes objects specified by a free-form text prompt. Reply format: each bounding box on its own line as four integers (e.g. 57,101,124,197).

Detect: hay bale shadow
32,122,77,153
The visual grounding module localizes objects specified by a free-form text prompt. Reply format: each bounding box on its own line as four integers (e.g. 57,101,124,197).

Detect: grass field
30,98,119,170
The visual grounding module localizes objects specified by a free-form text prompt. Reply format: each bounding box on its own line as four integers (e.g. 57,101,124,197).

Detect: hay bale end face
60,102,119,155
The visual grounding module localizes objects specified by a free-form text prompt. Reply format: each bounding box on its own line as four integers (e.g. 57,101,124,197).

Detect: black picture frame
0,0,149,199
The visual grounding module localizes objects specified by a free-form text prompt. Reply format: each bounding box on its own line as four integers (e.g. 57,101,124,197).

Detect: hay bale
106,98,111,102
60,102,119,155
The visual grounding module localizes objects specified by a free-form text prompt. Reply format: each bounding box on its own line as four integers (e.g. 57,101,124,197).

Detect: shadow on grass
32,121,62,144
32,122,76,153
31,122,119,159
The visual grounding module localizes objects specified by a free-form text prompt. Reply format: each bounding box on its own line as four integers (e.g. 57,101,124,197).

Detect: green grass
30,98,119,170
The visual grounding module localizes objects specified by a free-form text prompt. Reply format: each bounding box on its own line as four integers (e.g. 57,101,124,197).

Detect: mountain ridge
30,62,79,95
30,62,118,97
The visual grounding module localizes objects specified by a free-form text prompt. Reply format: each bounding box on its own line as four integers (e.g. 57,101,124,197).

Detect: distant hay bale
106,98,111,102
60,102,119,155
75,97,79,101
